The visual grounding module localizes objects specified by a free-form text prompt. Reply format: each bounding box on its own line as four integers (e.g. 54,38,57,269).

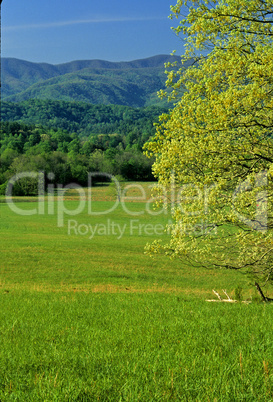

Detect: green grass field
1,184,273,401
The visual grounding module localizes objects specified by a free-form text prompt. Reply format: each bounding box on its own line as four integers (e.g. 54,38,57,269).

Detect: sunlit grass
0,197,250,296
0,186,273,400
1,292,273,401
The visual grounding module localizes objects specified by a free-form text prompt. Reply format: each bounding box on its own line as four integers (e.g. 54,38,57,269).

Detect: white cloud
3,16,165,32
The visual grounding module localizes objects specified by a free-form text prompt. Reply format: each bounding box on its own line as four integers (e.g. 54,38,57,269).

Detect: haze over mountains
2,55,187,107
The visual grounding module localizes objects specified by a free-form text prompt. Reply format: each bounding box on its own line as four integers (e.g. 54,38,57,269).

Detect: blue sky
1,0,183,64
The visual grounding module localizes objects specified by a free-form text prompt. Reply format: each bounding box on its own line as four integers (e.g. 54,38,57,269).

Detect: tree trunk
255,282,273,302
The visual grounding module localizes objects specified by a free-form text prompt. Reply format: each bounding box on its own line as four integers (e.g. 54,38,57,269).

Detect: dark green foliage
1,99,167,142
235,286,243,301
0,120,155,193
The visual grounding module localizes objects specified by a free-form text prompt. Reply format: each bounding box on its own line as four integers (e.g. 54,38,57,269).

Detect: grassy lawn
0,184,273,400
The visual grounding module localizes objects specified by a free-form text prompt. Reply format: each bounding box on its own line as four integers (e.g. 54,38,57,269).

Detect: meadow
0,183,273,401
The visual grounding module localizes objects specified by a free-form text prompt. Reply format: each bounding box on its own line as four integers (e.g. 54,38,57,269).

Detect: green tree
144,0,273,292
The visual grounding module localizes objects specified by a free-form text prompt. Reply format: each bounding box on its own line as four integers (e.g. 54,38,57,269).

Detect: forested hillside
1,99,167,142
0,55,183,194
0,88,170,195
2,55,186,107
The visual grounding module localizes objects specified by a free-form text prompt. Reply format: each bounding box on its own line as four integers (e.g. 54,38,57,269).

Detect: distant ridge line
2,54,182,71
2,54,190,107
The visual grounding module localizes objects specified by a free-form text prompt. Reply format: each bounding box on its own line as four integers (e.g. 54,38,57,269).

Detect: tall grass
1,292,273,400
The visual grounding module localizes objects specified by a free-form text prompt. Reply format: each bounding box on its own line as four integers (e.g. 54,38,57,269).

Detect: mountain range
1,54,188,107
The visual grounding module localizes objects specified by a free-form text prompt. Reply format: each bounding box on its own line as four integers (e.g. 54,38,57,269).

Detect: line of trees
1,100,168,142
0,122,155,195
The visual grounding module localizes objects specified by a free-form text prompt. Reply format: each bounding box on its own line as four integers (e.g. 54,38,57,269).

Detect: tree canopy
144,0,273,287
